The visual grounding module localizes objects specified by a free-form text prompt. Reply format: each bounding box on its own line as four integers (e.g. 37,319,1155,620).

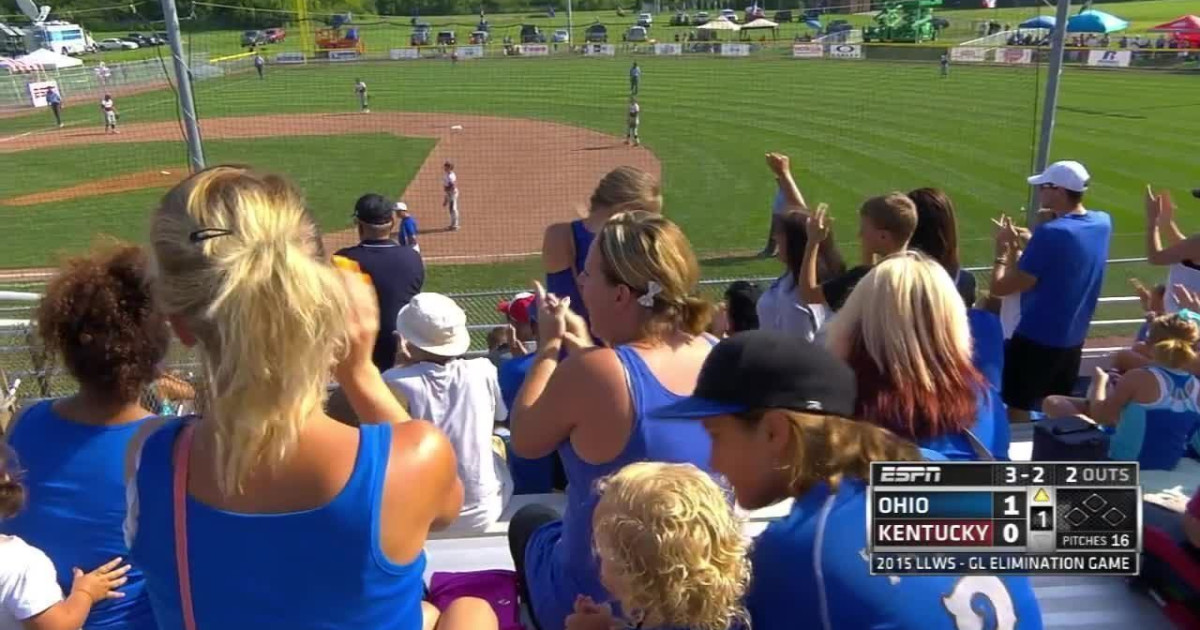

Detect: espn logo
878,465,942,483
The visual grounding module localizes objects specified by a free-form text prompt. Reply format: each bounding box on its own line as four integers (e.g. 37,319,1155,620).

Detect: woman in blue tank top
125,167,497,630
510,212,716,630
542,166,662,322
656,331,1043,630
1044,312,1200,470
3,244,168,630
826,253,1011,460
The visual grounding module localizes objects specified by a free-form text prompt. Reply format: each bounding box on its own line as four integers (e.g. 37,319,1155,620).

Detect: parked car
241,30,266,46
694,11,711,25
264,27,286,42
637,12,653,27
436,30,456,45
520,24,545,43
585,23,608,43
826,19,852,33
670,12,690,26
469,30,490,44
551,29,570,43
411,23,432,46
773,9,793,22
624,25,648,42
126,32,160,47
97,38,138,51
720,8,739,23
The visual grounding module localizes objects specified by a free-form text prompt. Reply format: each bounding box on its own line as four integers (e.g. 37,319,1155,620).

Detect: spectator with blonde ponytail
1044,312,1200,470
657,331,1043,630
509,211,715,630
126,166,497,630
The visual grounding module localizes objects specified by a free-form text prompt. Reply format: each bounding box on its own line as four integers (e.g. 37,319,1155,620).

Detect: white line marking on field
0,131,34,143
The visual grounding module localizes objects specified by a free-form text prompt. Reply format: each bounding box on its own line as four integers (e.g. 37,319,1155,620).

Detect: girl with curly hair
2,242,168,630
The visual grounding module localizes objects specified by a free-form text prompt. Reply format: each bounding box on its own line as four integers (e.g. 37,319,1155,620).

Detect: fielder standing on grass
629,61,641,94
625,97,640,146
46,85,63,128
100,93,118,134
443,160,460,231
254,53,265,79
940,52,950,78
355,78,369,113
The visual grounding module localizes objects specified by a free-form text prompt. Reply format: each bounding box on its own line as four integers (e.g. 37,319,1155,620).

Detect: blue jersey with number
746,479,1043,630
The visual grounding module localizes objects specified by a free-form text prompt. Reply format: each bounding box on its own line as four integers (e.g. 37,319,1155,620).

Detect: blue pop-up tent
1066,9,1129,33
1018,15,1056,30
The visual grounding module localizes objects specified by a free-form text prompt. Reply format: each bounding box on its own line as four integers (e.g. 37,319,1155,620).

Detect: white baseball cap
1027,161,1090,193
393,201,408,212
394,293,469,357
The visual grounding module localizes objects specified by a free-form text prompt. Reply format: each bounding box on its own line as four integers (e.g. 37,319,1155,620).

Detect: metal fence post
1028,0,1073,222
160,0,206,172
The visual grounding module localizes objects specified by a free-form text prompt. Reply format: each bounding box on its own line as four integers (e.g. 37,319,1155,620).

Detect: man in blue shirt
45,86,63,128
990,161,1112,422
335,193,425,371
394,202,420,251
629,62,641,95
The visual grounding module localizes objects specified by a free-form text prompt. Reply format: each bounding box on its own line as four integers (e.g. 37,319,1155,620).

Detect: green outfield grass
77,0,1200,64
0,134,433,267
1,52,1196,291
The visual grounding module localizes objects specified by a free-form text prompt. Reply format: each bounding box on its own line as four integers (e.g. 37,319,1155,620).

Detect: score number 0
999,494,1023,544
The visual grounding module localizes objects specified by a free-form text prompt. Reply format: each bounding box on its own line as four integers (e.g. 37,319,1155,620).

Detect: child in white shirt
0,449,129,630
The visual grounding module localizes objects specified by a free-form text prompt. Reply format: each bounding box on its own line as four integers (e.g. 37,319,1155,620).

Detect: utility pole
160,0,205,172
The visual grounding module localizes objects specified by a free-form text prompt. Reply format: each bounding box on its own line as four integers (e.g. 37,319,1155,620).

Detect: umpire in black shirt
335,193,425,371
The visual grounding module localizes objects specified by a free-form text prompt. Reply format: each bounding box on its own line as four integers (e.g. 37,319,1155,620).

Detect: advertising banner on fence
585,43,615,56
654,43,682,55
27,80,57,108
792,43,824,58
950,46,989,62
720,43,750,56
997,48,1032,65
329,50,360,61
1087,49,1131,67
275,52,306,64
828,43,862,59
456,45,484,59
520,44,550,56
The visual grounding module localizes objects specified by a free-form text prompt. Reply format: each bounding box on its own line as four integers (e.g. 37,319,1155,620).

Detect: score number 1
995,493,1026,546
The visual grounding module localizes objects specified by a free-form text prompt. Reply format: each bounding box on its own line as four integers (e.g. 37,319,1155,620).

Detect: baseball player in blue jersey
657,331,1044,630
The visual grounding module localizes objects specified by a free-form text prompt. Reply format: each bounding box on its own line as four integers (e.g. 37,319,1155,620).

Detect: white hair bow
637,281,662,308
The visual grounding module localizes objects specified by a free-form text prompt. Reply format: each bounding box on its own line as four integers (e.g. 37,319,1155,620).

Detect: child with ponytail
1045,312,1200,470
657,331,1043,630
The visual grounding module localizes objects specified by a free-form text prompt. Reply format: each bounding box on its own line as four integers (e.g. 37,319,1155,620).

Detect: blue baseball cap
656,330,857,420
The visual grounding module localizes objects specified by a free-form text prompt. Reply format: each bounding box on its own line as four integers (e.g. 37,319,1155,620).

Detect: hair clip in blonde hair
638,281,662,308
188,227,235,244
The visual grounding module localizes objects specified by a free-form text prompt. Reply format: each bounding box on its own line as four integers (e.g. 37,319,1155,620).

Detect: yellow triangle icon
1033,488,1050,503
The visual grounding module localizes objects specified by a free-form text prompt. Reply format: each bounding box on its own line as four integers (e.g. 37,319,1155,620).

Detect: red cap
497,292,536,324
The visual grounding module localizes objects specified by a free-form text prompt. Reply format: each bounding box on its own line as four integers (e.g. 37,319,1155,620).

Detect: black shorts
1002,333,1083,411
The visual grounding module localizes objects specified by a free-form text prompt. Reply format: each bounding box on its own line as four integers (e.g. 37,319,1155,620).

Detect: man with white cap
394,201,420,251
383,293,511,533
990,160,1112,422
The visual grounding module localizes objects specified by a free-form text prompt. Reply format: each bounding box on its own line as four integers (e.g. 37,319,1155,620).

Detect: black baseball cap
656,330,857,420
353,193,395,226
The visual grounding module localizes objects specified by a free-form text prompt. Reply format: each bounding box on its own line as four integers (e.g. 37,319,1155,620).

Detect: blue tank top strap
613,345,655,417
569,219,594,275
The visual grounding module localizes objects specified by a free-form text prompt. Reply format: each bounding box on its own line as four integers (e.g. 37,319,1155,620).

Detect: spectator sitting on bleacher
655,331,1044,630
128,166,496,630
2,242,165,630
711,280,762,338
542,166,662,323
990,161,1112,423
1043,312,1200,471
757,210,845,341
799,194,917,312
509,211,715,630
565,462,749,630
385,292,512,534
827,252,1011,460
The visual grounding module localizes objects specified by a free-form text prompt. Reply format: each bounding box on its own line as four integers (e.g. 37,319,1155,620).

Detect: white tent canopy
698,16,741,30
742,17,779,29
16,48,83,69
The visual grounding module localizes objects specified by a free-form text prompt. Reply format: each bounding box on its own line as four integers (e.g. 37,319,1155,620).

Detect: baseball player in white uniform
443,160,460,230
100,94,118,134
355,79,369,113
625,98,640,146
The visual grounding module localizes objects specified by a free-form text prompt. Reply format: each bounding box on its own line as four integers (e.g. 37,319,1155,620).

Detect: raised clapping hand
805,203,832,243
991,213,1021,257
1145,185,1176,226
71,557,131,603
1172,283,1200,313
533,281,594,355
565,595,620,630
765,152,790,179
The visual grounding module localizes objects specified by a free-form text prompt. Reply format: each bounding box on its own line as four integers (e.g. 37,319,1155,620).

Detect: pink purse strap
172,423,197,630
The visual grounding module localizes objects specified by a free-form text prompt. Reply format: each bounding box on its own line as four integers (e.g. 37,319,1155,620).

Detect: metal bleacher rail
0,256,1151,401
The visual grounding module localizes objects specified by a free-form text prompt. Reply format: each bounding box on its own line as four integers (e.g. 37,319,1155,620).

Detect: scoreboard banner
869,462,1140,576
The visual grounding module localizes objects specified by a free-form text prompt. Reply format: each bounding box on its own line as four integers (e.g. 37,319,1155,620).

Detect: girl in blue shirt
657,331,1044,630
3,243,167,630
826,252,1010,460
